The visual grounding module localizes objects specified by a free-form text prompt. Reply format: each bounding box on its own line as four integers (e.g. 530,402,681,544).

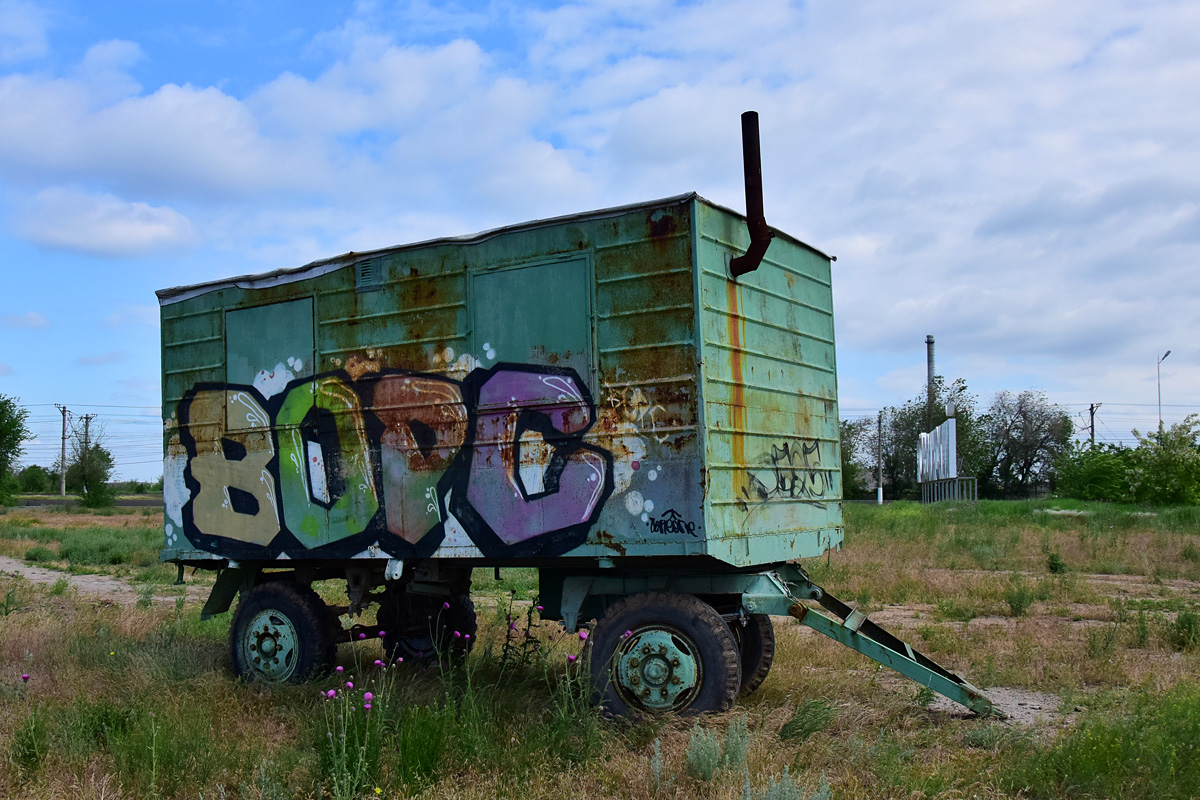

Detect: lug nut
671,658,679,666
629,658,640,668
660,688,668,698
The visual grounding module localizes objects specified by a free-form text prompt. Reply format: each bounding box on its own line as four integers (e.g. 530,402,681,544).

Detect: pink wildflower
464,634,471,640
374,659,384,667
378,630,386,638
578,630,589,641
396,656,404,663
536,605,544,612
326,689,336,699
442,601,450,609
453,630,461,638
567,654,577,663
346,681,354,689
21,674,29,682
336,665,344,673
621,630,633,639
364,703,372,711
359,633,367,640
364,692,374,702
509,621,517,631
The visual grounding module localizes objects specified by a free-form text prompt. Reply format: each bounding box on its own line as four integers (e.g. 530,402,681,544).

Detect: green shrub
1055,444,1133,502
11,704,48,774
23,546,55,562
721,714,749,772
685,723,721,781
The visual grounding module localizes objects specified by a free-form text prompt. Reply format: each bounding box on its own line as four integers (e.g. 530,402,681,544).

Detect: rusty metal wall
695,201,843,567
159,194,841,570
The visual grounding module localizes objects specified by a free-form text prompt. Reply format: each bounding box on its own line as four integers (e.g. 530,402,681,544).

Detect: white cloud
76,351,127,366
104,305,159,327
0,0,47,64
1,310,47,328
16,187,196,257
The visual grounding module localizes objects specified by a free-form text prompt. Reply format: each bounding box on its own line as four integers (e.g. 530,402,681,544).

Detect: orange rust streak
727,280,746,491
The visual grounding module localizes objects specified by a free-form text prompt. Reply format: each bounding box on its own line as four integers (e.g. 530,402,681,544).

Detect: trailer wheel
588,592,741,716
380,593,477,664
230,581,335,684
732,614,776,696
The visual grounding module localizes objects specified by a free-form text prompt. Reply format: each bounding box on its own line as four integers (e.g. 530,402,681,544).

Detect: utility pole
80,413,97,495
1089,403,1102,447
55,405,69,496
876,411,884,505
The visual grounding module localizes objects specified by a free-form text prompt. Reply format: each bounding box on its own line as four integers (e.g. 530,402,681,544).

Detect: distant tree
1125,415,1200,506
978,390,1072,498
0,395,32,505
17,464,53,494
66,421,116,508
839,417,873,499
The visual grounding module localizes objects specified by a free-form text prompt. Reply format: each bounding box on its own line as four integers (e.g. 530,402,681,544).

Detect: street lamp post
1157,349,1172,431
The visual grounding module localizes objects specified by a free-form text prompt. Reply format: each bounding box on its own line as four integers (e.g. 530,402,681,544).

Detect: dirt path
0,555,209,604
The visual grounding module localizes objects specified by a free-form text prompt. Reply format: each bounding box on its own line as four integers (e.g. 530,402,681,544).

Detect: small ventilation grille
355,259,382,292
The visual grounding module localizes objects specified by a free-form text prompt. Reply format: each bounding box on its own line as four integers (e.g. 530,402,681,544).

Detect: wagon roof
156,192,833,305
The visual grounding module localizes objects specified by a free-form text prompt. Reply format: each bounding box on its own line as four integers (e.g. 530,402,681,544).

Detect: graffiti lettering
646,508,697,537
186,390,280,545
374,374,468,544
737,439,830,511
175,363,614,560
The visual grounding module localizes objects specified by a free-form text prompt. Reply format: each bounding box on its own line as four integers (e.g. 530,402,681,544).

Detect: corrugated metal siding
696,200,842,566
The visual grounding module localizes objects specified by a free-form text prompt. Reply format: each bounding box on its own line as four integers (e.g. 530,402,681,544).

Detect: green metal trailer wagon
158,119,993,716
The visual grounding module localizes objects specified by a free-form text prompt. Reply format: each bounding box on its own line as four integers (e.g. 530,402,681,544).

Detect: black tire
587,591,741,716
230,581,335,684
731,614,776,696
378,592,477,664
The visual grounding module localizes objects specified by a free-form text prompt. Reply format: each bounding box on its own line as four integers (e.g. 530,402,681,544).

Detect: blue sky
1,0,1197,480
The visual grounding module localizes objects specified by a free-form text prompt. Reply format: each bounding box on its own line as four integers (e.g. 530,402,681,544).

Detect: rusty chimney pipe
730,110,774,278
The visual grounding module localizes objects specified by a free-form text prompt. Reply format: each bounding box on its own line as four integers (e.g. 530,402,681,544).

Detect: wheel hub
616,629,699,711
243,610,298,682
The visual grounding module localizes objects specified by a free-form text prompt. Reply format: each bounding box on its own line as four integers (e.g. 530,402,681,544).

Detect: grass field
1,500,1198,799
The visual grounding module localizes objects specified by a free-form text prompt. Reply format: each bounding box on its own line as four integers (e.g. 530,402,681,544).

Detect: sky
0,0,1196,481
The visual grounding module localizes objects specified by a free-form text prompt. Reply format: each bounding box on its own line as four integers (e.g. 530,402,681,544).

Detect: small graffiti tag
646,508,698,537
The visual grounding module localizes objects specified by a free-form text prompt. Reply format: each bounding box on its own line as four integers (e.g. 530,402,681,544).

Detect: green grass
1004,681,1200,799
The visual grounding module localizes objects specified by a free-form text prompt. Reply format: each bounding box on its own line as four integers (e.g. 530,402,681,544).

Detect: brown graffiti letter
375,375,468,543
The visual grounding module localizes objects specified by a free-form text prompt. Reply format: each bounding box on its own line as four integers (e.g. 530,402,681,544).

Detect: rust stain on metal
595,530,628,556
727,279,747,493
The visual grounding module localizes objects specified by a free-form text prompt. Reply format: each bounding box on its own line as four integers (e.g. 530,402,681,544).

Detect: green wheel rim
242,609,300,682
614,627,701,712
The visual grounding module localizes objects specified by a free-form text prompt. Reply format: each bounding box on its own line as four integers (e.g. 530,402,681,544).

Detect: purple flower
443,601,450,610
453,631,461,638
567,654,577,663
346,681,354,689
374,659,384,667
536,605,544,612
364,692,374,702
326,689,336,699
378,630,386,638
621,630,633,639
578,630,589,641
336,665,344,673
364,703,372,711
21,674,29,682
359,633,367,640
464,634,471,640
509,622,517,631
396,656,404,663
